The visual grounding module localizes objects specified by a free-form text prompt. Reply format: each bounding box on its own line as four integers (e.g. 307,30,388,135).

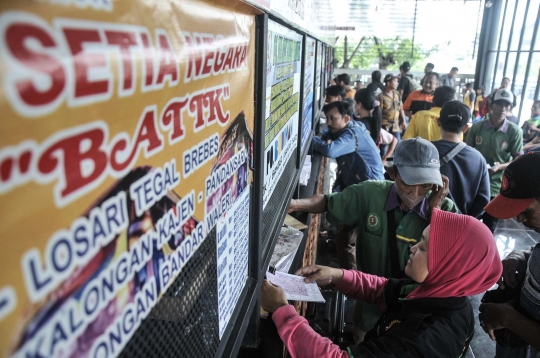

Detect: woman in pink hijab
261,209,502,357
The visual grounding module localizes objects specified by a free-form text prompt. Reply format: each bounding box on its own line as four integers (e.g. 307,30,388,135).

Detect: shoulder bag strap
440,142,467,166
386,210,402,278
347,127,359,151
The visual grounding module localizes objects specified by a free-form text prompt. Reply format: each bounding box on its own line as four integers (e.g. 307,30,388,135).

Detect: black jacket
348,279,475,357
366,81,385,95
354,115,381,144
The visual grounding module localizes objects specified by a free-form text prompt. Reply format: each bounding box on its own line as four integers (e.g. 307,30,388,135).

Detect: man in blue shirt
313,101,384,191
432,101,490,217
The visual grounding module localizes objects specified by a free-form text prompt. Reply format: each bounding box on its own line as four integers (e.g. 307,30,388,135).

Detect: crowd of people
260,62,540,357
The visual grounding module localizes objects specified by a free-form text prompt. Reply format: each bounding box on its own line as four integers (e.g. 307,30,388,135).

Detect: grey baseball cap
394,137,443,186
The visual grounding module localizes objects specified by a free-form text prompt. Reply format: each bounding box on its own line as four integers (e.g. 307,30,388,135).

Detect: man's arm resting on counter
289,194,327,213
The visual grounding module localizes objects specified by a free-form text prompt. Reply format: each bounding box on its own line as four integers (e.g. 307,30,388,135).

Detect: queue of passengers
260,65,540,357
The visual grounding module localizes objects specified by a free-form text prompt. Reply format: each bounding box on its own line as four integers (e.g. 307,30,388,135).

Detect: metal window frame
510,0,532,94
518,4,540,116
491,0,509,89
501,0,520,82
477,0,540,119
475,0,503,91
298,34,316,169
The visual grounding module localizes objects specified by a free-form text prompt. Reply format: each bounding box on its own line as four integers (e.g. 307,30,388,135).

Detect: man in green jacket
289,137,459,342
465,88,523,232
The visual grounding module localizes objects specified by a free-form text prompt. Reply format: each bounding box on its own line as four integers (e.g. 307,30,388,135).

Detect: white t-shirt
379,128,395,145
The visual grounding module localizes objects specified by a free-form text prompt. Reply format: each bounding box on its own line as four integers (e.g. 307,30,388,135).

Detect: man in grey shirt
439,67,459,89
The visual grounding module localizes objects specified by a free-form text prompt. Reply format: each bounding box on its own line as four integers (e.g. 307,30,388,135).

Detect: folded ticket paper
266,271,326,303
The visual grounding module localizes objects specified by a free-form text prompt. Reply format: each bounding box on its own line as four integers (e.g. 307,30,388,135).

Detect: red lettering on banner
189,94,206,130
201,35,215,76
183,33,203,83
105,30,138,93
234,45,247,68
0,82,232,204
190,84,230,132
19,151,32,173
5,23,66,107
183,32,248,82
222,47,234,71
0,15,245,204
232,46,242,68
38,127,108,198
205,86,230,125
63,28,110,99
140,32,155,87
0,14,246,117
213,41,225,74
241,46,247,66
110,106,163,172
155,31,179,87
0,107,164,206
161,98,189,144
0,158,13,182
0,15,181,116
0,140,39,194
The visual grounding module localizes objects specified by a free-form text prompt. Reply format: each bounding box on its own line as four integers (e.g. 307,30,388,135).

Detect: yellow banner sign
0,0,257,356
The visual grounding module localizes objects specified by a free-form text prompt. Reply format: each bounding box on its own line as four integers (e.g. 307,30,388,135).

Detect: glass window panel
491,53,507,89
490,52,517,91
502,0,518,50
331,0,484,73
499,0,516,51
503,52,518,81
528,53,540,87
519,0,540,51
536,25,540,51
510,0,530,51
517,52,540,122
534,6,540,51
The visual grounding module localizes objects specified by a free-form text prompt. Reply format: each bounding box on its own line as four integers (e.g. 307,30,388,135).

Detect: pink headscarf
407,209,502,299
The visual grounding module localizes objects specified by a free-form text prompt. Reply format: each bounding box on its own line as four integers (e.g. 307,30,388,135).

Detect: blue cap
394,137,442,186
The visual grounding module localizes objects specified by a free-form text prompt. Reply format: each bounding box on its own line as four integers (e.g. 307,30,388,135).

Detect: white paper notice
216,187,250,339
262,20,302,209
266,271,325,303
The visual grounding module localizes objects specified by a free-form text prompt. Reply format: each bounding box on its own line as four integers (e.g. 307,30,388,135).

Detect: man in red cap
479,152,540,356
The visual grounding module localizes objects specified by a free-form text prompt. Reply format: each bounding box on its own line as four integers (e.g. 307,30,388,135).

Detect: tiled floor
469,218,540,358
316,217,540,357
